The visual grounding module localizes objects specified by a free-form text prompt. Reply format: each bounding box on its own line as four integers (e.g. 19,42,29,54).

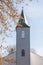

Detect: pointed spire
16,9,29,28
21,9,24,18
19,9,25,23
17,9,25,27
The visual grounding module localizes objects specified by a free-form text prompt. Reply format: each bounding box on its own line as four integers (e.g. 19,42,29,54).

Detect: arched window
21,31,25,38
21,49,25,56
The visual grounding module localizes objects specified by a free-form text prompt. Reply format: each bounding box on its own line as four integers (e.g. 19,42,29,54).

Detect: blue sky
0,0,43,56
26,0,43,56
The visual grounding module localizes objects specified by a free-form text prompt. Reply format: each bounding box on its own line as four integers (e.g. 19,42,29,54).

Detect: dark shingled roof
16,10,29,28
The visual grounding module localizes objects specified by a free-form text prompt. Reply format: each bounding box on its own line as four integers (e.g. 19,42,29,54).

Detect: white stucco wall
30,52,43,65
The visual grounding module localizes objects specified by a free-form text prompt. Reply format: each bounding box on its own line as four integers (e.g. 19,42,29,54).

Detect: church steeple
16,10,30,65
21,9,24,18
17,9,29,27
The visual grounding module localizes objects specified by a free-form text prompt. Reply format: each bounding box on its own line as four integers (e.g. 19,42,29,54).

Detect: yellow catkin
17,22,22,27
0,57,2,65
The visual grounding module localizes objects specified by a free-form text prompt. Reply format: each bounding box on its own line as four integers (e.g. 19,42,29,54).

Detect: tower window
21,49,25,56
21,31,25,38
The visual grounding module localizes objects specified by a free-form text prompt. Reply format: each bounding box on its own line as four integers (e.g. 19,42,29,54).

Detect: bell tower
16,10,30,65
